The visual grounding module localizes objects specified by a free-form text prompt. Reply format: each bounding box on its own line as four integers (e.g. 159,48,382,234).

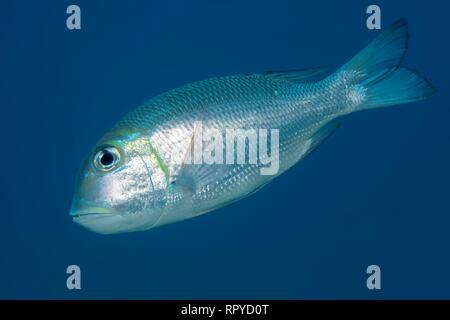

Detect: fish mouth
70,205,125,234
70,206,116,218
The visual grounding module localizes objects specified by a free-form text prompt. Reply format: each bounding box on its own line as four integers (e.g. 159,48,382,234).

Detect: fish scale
118,75,347,220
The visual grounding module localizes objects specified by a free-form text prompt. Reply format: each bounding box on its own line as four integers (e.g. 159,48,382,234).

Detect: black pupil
100,151,115,166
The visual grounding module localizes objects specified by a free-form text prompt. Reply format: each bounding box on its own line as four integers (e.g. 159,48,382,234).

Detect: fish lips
70,205,125,234
70,206,116,218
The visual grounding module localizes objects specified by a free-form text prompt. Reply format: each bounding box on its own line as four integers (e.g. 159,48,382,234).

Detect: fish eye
93,146,121,172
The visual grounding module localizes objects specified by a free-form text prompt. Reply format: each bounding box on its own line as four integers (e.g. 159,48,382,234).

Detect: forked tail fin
337,18,435,111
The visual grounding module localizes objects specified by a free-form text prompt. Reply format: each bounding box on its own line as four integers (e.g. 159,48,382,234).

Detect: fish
70,19,435,234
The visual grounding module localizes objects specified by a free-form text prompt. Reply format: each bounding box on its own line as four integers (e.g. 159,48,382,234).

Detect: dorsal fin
262,66,334,83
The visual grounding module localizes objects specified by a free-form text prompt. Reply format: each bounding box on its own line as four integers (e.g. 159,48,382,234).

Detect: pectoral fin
170,163,231,196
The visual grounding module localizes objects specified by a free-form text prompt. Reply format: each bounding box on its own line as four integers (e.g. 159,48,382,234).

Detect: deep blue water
1,0,449,299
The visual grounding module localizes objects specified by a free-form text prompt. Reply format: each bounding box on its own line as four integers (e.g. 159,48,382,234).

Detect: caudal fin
338,18,436,110
362,67,436,108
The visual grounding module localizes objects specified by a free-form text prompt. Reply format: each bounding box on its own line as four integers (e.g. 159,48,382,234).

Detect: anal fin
303,121,341,158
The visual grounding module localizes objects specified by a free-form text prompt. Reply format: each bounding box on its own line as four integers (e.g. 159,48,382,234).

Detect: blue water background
1,0,449,299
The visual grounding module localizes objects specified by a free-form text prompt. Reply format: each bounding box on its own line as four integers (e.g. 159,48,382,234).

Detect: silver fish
70,19,435,234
